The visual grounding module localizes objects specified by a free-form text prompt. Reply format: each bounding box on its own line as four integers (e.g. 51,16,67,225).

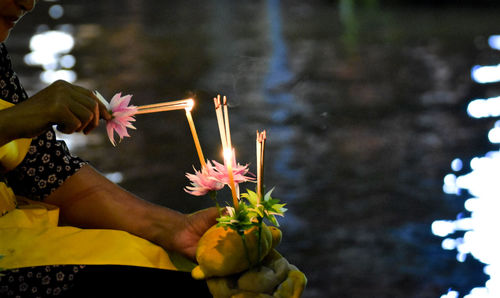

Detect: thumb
91,92,112,121
98,101,112,121
189,207,219,228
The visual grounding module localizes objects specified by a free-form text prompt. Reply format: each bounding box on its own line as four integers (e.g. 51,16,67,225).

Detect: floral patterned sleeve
6,130,88,201
1,43,88,201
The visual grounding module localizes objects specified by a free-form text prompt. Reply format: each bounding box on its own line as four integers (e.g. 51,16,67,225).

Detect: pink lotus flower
95,91,138,146
185,161,225,196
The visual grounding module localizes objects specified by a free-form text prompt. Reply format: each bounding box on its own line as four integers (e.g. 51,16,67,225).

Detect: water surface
7,1,500,297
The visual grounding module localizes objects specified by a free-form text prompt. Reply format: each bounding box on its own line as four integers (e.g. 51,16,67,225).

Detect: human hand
168,207,219,260
1,80,111,141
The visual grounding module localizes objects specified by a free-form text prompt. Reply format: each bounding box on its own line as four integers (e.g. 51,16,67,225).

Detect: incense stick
214,94,239,209
136,99,193,115
223,96,232,150
214,95,228,150
256,130,266,202
185,109,206,169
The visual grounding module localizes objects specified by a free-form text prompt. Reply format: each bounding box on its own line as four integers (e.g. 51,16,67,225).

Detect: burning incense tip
185,98,194,112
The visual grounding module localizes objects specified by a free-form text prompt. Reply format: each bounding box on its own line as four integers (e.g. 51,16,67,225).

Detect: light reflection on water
263,0,306,232
438,151,500,297
24,0,77,85
471,64,500,84
490,36,500,51
25,29,77,84
435,35,500,298
467,96,500,119
265,0,301,184
471,36,500,84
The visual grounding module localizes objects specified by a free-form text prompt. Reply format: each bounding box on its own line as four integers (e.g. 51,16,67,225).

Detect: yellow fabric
0,199,195,271
0,182,16,215
0,99,31,172
0,98,29,215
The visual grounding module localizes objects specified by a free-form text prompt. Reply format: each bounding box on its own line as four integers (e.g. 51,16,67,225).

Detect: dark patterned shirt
0,43,87,201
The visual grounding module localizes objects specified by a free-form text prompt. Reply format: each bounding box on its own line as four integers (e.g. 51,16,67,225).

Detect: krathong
183,95,305,297
101,91,307,296
94,91,138,146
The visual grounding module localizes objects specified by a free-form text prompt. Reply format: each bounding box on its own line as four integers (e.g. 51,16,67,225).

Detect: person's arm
0,80,110,147
44,164,218,260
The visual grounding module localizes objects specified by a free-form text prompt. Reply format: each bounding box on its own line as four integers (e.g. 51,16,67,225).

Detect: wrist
146,205,188,252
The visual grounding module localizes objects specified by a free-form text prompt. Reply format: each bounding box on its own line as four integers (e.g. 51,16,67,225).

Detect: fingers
66,96,95,133
67,83,111,134
70,83,112,121
55,111,85,134
49,80,110,134
70,91,100,134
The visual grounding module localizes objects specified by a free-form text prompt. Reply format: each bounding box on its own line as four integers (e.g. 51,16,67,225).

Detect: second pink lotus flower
185,161,225,196
185,158,255,196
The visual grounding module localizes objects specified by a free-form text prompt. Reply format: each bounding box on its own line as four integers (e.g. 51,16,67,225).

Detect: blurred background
6,0,500,297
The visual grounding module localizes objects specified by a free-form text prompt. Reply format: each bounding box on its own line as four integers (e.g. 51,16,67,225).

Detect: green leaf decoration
216,203,257,234
239,187,287,227
241,189,258,206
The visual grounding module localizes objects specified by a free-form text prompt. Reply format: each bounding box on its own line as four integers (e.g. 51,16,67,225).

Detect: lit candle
184,99,206,169
224,148,239,209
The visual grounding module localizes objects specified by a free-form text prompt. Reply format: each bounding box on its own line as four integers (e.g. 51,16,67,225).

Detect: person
0,0,218,296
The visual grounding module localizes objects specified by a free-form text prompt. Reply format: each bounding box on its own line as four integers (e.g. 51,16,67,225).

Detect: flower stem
209,191,221,217
239,232,252,269
257,218,263,266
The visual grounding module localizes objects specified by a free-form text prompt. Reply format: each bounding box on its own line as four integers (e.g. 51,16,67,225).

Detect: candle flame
223,147,233,162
